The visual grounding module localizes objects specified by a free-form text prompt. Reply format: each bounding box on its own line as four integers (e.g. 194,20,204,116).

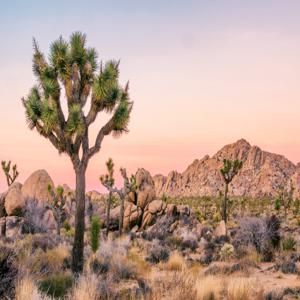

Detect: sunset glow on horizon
1,1,300,192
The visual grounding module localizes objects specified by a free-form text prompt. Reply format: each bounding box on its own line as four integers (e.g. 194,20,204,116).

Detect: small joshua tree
0,161,19,236
100,159,136,236
47,184,66,235
276,180,294,220
100,158,115,237
1,160,19,187
220,159,243,224
90,215,101,253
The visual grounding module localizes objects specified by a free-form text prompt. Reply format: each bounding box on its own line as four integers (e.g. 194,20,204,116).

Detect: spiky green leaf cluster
100,158,115,188
23,32,133,160
66,104,84,136
220,159,243,184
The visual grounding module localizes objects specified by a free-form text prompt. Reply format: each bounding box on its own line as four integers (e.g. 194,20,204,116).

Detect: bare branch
86,117,115,160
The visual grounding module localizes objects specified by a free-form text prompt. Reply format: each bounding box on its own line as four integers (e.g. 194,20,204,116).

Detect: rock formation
153,139,298,198
22,169,54,203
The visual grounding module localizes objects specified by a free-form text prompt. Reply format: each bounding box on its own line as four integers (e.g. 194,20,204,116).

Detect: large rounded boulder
4,182,24,215
21,170,54,203
135,168,156,209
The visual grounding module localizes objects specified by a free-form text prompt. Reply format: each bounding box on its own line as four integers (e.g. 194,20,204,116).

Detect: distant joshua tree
220,159,243,224
1,161,19,236
47,184,67,236
100,158,115,238
1,160,19,187
276,180,294,220
22,32,133,273
100,158,137,236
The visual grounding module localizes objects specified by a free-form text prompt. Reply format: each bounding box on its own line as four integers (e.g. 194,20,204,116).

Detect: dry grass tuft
227,277,251,300
15,277,49,300
164,251,186,271
70,274,98,300
195,275,222,300
27,244,69,276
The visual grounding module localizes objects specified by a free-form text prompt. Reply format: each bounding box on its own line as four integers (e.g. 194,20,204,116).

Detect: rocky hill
153,139,300,199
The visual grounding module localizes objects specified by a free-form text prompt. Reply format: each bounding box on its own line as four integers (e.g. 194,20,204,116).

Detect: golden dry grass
70,274,98,300
15,276,49,300
227,277,251,300
28,244,69,276
195,275,222,300
164,251,186,271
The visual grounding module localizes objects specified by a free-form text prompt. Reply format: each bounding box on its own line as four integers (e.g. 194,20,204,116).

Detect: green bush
38,273,73,298
275,198,281,211
90,215,101,253
63,220,71,232
282,236,296,251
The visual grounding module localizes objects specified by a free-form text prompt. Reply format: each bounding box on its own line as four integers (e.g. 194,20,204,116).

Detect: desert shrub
227,278,251,300
233,216,280,261
274,197,281,211
24,199,49,233
164,251,186,271
90,216,101,253
180,230,198,251
109,254,138,281
220,243,234,261
213,212,222,223
146,239,170,263
0,243,18,298
97,236,130,261
282,236,296,251
26,244,70,276
12,207,24,217
279,261,297,274
195,275,221,300
63,220,71,232
90,257,109,274
38,273,73,298
166,235,183,249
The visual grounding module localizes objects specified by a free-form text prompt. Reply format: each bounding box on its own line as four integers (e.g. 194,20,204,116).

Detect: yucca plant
220,159,243,224
22,32,133,273
282,235,296,251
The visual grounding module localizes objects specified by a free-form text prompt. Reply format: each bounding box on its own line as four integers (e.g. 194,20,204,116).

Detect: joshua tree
47,184,66,236
22,32,133,273
220,159,243,224
0,161,19,236
100,161,136,236
100,158,115,238
1,160,19,187
276,180,294,220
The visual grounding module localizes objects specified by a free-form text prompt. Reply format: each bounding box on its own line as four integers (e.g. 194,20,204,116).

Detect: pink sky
1,1,300,192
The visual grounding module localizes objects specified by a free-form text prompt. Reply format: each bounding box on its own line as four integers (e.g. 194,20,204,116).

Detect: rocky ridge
153,139,300,198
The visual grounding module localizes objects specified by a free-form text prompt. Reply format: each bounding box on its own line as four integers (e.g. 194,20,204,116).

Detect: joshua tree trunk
119,196,125,236
106,191,112,238
72,165,86,273
222,183,228,224
57,222,61,236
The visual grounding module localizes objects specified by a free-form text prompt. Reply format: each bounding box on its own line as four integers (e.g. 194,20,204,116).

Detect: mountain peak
153,139,298,199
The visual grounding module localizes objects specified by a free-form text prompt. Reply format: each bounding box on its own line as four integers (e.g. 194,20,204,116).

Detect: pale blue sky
1,1,300,190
